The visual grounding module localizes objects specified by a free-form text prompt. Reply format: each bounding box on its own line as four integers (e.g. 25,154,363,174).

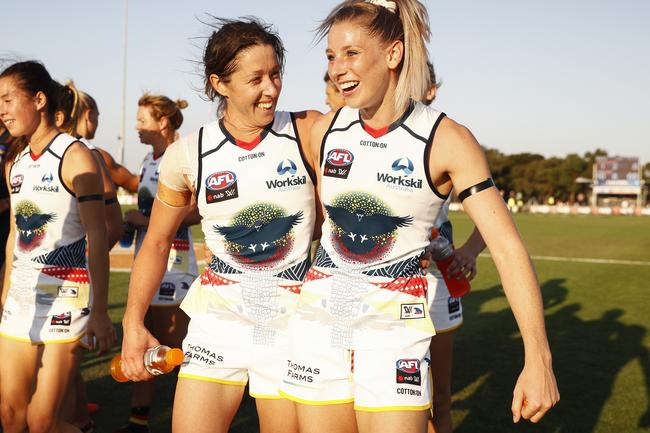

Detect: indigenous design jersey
135,152,197,277
6,133,90,316
292,103,448,349
181,111,315,346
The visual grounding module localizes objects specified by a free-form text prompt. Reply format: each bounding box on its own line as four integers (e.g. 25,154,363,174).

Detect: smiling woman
0,60,115,433
119,17,321,433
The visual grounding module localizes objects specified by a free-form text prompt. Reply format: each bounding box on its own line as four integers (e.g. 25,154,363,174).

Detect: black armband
104,197,118,205
458,178,495,202
77,194,104,203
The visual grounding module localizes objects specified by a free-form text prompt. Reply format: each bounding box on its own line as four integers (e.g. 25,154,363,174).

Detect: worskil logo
377,156,422,189
277,159,297,176
42,172,54,184
206,171,236,191
324,148,354,179
205,171,238,204
10,174,23,194
34,172,59,193
396,359,420,373
327,149,354,166
391,157,414,176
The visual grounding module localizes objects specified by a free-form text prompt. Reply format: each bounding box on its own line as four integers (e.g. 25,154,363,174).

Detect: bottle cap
430,227,440,238
166,348,185,366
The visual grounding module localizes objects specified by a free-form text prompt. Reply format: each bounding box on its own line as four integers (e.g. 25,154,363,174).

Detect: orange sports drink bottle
110,345,184,382
428,228,471,298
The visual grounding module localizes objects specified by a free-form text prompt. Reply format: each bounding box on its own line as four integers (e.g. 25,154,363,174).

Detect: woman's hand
124,209,149,228
121,320,160,381
86,309,116,355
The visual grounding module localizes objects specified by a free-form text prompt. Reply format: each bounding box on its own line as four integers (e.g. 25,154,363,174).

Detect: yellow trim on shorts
249,392,284,400
178,373,247,387
354,403,432,412
434,320,463,335
279,390,355,406
0,331,82,345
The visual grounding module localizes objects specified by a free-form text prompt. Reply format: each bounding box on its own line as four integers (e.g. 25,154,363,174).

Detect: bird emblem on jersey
14,200,56,251
326,192,412,263
214,203,303,268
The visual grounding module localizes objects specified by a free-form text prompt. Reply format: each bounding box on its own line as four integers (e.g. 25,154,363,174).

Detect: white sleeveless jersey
134,152,197,277
181,111,315,346
6,133,90,316
290,103,448,349
317,103,447,273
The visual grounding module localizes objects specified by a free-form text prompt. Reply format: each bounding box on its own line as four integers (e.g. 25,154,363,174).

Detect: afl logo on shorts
324,149,354,179
396,359,421,385
51,312,72,326
10,174,23,194
205,171,239,204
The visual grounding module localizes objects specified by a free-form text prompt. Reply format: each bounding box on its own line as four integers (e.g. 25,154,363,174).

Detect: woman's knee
1,399,28,432
26,407,58,433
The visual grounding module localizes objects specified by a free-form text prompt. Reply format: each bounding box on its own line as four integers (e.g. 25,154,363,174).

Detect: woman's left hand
511,358,560,423
86,310,117,355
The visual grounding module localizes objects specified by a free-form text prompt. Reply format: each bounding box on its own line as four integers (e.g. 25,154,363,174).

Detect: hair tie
366,0,397,13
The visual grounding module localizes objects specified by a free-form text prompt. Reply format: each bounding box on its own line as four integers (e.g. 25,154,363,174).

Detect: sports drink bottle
110,345,184,382
428,228,471,298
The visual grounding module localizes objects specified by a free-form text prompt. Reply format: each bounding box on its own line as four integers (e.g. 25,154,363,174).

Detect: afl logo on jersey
277,159,297,176
391,158,414,176
205,171,239,204
324,149,354,179
395,358,421,385
10,174,23,194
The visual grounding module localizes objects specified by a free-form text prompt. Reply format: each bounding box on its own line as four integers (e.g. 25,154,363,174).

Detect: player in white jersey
119,19,320,433
115,94,199,433
281,1,559,432
0,61,115,433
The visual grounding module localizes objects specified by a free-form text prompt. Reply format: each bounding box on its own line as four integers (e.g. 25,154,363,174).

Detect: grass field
84,212,650,433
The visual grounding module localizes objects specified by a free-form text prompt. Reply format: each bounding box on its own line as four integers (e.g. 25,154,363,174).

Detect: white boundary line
480,253,650,267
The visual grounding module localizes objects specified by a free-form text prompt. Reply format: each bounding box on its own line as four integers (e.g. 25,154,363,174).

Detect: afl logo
326,149,354,166
10,174,23,194
277,159,297,176
206,171,236,191
391,157,414,176
396,359,420,373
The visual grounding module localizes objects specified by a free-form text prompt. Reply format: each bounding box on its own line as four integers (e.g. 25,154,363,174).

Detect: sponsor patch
396,358,421,386
448,297,460,314
57,286,78,298
205,171,238,204
159,282,176,297
400,303,425,319
277,159,297,176
10,174,23,194
324,148,354,179
51,312,72,326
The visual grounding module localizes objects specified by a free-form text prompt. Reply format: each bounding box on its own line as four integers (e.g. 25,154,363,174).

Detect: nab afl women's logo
10,174,24,194
205,171,238,204
324,149,354,179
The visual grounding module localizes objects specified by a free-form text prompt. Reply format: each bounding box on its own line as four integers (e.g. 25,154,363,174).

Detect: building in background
591,157,646,208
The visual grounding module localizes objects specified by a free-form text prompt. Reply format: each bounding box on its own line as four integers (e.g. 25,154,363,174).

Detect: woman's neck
151,138,168,159
359,85,401,128
222,111,265,142
28,122,58,155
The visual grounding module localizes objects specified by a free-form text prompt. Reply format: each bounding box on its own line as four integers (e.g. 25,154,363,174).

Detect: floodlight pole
118,0,129,165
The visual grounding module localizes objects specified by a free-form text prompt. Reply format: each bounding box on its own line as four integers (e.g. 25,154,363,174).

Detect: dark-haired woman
0,61,115,433
120,19,320,433
279,1,559,432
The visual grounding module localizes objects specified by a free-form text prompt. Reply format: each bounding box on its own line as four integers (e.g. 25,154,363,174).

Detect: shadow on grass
451,278,650,433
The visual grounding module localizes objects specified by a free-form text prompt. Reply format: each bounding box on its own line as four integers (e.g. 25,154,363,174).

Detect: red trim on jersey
363,124,389,139
235,136,262,151
30,151,44,161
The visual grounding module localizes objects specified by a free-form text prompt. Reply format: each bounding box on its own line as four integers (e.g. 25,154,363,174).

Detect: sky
2,0,649,171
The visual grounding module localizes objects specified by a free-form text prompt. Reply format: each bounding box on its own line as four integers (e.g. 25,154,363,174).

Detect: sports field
84,213,650,433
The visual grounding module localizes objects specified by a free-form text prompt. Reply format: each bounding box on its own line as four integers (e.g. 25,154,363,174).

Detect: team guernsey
135,152,197,306
281,102,447,410
0,133,90,344
178,112,315,397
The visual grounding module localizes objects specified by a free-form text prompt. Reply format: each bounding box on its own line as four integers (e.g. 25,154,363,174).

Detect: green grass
84,212,650,432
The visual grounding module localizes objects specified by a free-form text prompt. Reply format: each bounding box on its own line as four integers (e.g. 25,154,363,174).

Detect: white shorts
427,272,463,333
0,304,90,345
150,273,195,306
178,312,289,399
280,338,432,412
